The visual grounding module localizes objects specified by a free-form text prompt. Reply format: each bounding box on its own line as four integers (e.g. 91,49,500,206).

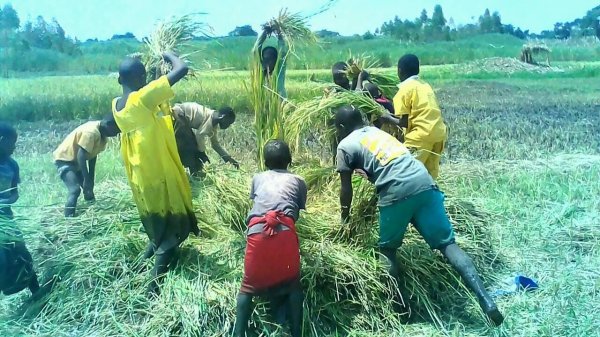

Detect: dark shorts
172,114,203,173
378,188,455,250
0,219,37,295
55,160,82,182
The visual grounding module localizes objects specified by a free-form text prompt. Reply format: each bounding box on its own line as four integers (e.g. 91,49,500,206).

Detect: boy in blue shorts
333,106,503,326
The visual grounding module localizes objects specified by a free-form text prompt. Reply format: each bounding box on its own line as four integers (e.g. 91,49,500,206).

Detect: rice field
0,66,599,337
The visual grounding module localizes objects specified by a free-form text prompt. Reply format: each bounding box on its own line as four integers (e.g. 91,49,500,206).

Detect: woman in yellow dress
112,52,199,295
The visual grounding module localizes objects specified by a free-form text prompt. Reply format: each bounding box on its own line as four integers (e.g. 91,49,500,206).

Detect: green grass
0,67,599,336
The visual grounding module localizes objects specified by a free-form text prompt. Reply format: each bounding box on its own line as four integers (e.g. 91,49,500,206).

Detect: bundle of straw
346,54,399,99
264,9,318,54
286,90,387,152
141,14,212,80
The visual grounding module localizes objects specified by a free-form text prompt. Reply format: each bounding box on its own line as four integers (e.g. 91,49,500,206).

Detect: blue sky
8,0,599,40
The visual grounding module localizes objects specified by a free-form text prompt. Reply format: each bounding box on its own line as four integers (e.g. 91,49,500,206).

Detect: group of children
0,25,503,336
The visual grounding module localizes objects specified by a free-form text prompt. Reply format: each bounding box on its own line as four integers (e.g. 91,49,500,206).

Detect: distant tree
363,31,375,40
228,25,257,37
554,22,571,39
491,11,503,33
479,9,493,33
315,29,340,38
419,9,429,27
0,4,19,30
111,32,136,40
431,5,447,30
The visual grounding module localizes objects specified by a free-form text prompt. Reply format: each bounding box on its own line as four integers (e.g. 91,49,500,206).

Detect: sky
7,0,599,40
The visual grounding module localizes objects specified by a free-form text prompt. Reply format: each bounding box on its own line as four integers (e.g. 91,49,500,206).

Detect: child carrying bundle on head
234,140,306,337
171,102,238,174
254,24,288,99
53,117,120,217
112,52,199,295
0,122,40,297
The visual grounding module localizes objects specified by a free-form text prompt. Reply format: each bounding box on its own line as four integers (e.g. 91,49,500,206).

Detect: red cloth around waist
241,211,300,294
248,210,296,236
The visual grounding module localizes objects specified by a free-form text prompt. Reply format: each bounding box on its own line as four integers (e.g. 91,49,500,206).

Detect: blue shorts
378,188,455,250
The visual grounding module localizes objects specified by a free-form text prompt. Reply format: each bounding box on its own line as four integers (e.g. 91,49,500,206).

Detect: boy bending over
333,106,503,326
234,140,306,337
53,117,120,217
172,102,238,174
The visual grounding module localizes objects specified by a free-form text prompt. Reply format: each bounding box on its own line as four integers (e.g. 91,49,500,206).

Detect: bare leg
287,286,304,337
62,170,82,217
234,293,253,337
147,247,176,296
441,243,504,326
379,247,410,315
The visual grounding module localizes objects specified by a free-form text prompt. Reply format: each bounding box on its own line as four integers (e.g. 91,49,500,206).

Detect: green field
5,34,600,76
0,58,599,337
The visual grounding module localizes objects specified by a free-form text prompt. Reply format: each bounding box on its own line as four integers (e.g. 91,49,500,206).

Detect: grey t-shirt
336,126,435,206
247,170,307,222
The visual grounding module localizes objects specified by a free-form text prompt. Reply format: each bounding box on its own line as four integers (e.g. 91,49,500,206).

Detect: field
1,55,600,337
5,34,600,75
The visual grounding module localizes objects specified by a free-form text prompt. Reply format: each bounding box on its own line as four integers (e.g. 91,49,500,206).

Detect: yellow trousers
405,140,445,180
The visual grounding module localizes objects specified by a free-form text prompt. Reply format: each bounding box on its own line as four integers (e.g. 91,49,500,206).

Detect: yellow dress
393,77,447,179
112,76,198,253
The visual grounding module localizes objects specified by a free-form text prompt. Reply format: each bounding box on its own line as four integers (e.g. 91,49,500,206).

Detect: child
0,122,40,296
112,53,199,295
393,54,447,179
254,25,288,99
234,140,306,337
172,102,238,174
53,117,120,217
363,82,400,131
333,106,504,326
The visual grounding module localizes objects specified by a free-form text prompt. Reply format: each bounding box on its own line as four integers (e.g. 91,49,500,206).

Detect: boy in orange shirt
53,118,120,217
392,54,447,179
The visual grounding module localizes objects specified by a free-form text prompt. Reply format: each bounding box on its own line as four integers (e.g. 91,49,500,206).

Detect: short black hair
334,105,364,129
102,114,120,131
262,46,278,60
398,54,420,77
119,57,146,84
263,139,292,170
364,83,381,99
218,106,235,120
0,122,17,140
332,61,348,72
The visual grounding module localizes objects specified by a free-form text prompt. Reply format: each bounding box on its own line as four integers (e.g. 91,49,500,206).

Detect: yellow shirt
172,102,218,152
53,121,107,162
112,76,197,251
393,76,447,145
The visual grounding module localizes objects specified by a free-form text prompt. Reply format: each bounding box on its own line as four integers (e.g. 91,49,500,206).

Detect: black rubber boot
441,243,504,326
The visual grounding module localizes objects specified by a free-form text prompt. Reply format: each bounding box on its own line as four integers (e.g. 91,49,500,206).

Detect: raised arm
163,52,189,86
252,29,270,57
276,34,288,98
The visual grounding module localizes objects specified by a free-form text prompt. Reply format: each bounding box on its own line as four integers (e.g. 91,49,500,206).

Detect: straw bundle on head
265,9,318,55
141,14,212,80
